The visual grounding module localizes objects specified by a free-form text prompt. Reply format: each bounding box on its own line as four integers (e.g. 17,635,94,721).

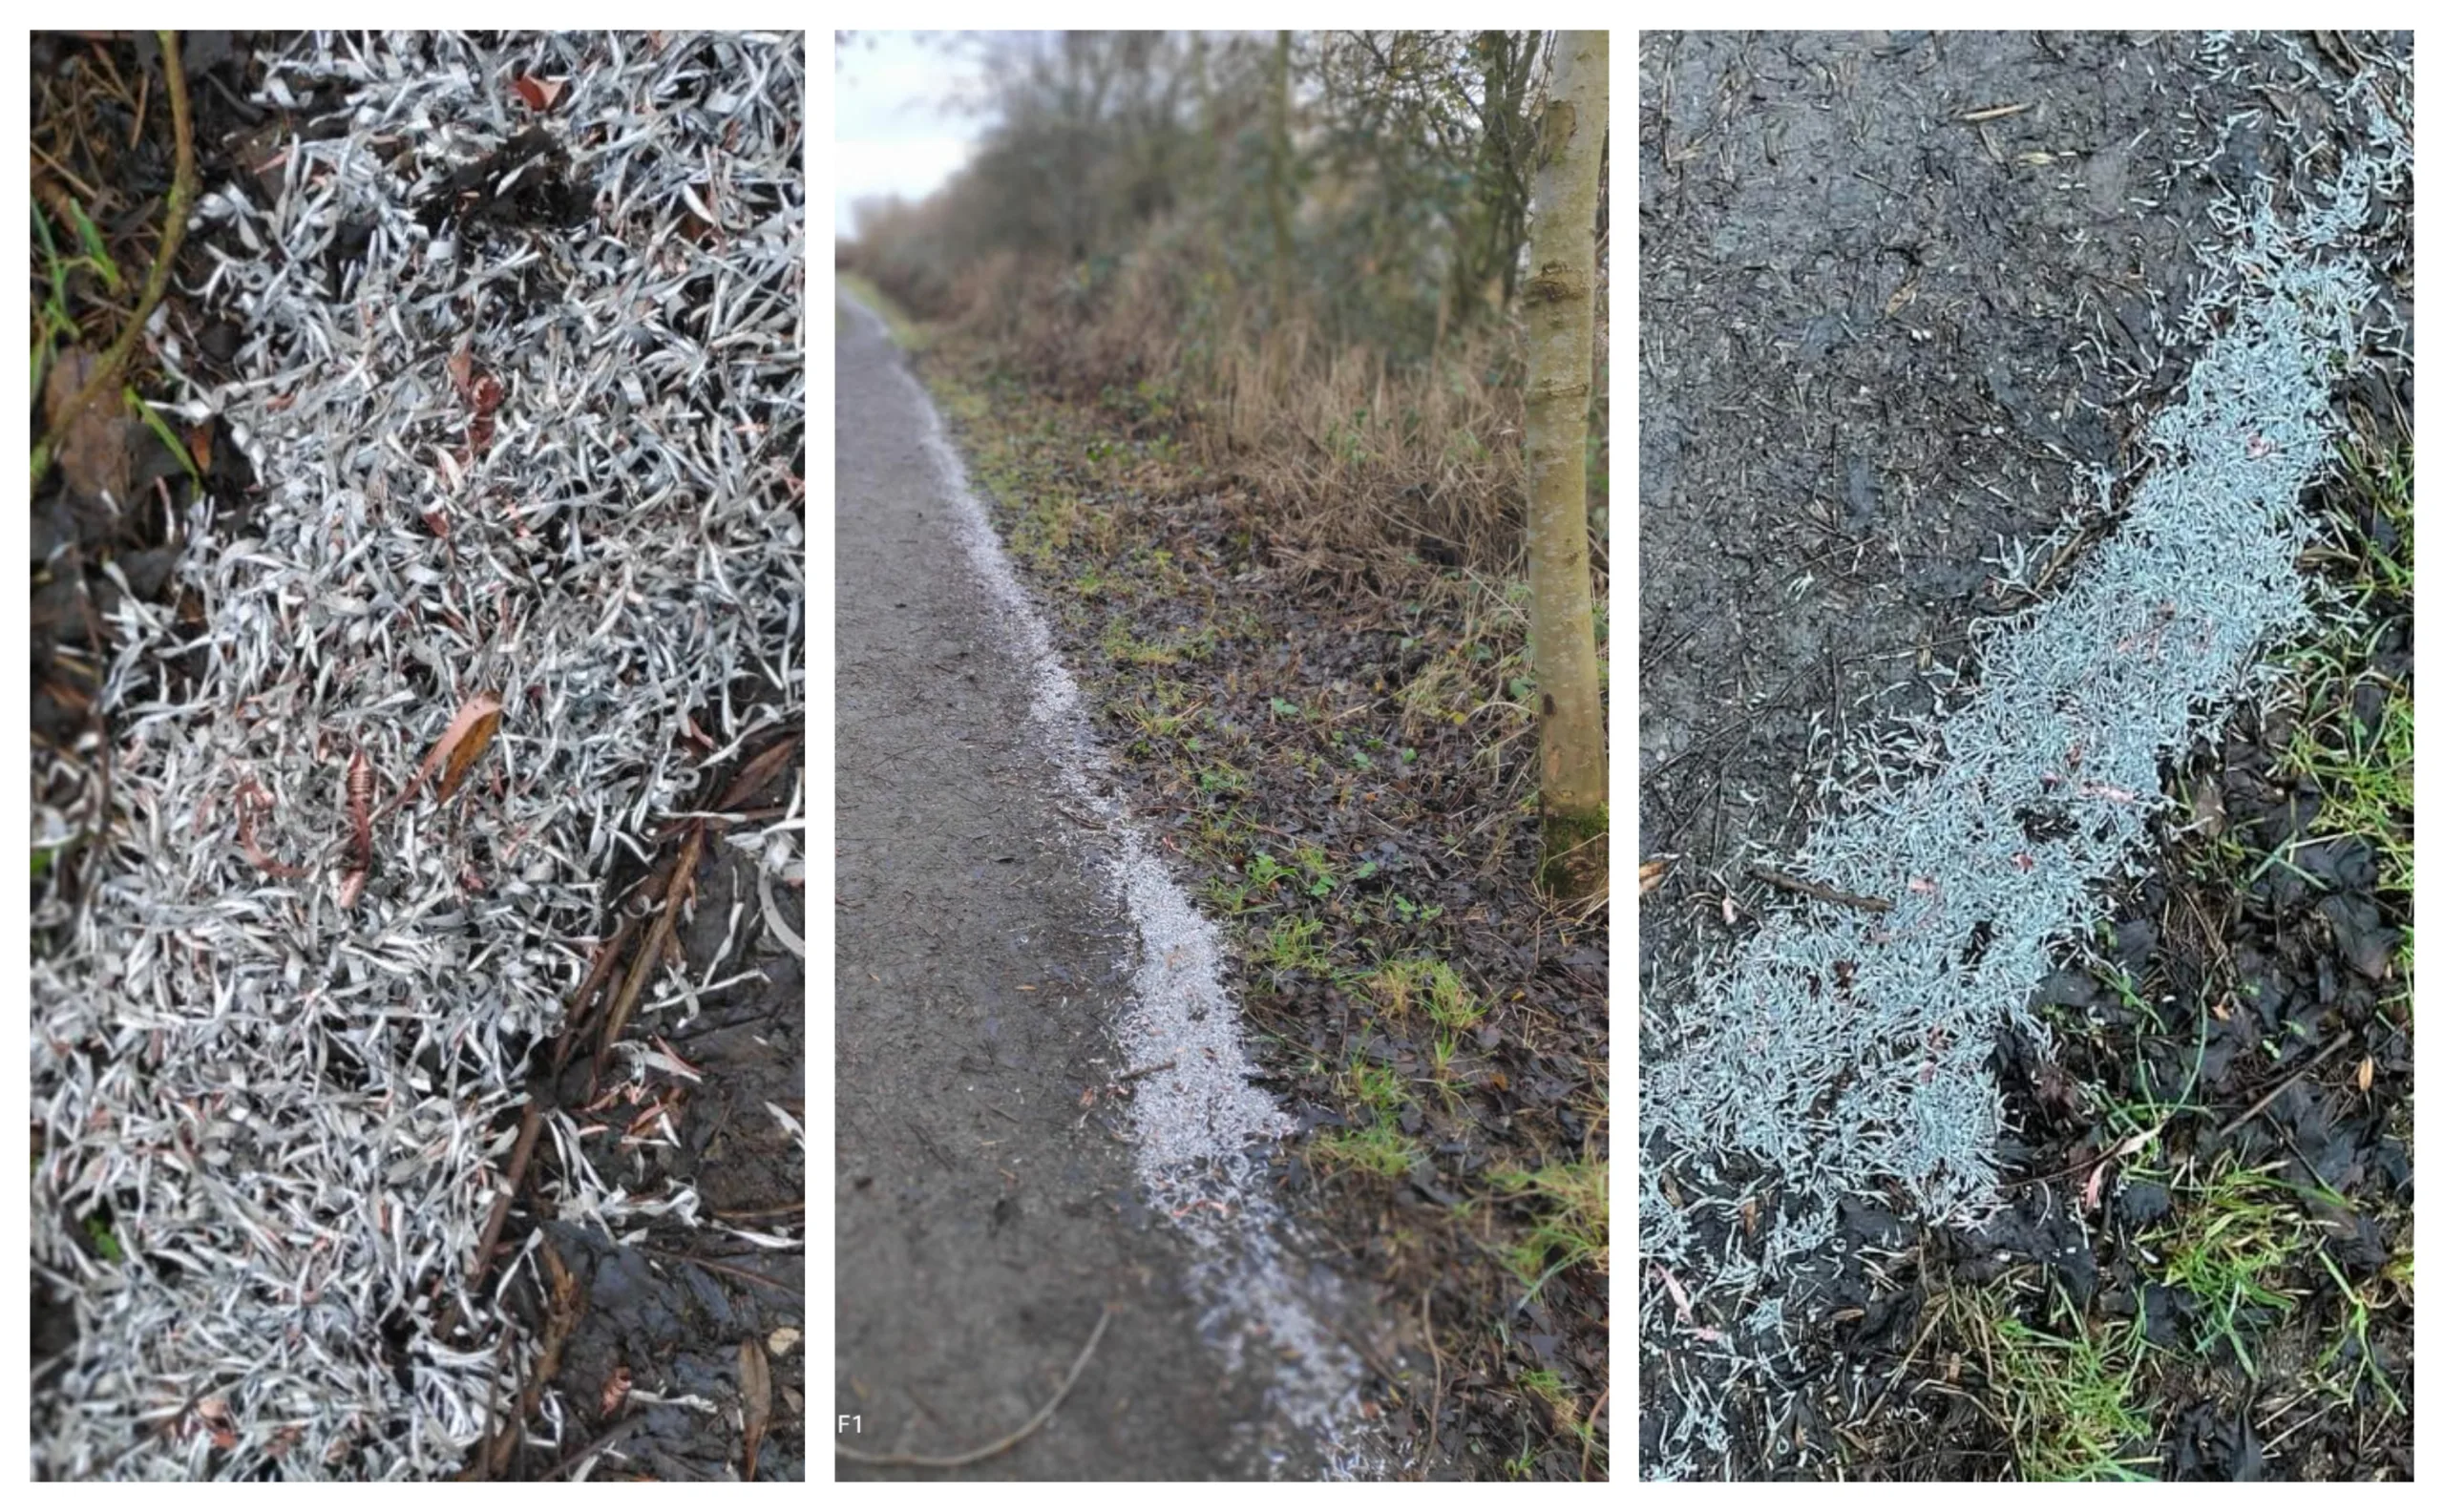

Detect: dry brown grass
866,222,1597,578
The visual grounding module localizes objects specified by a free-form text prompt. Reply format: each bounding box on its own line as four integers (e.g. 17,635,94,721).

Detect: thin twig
1110,1058,1175,1083
1748,864,1892,914
537,1418,645,1481
641,1247,805,1297
835,1303,1115,1469
466,1103,547,1291
597,820,704,1068
552,914,642,1075
32,30,196,487
436,1100,547,1344
2216,1030,2356,1139
710,1200,806,1222
1581,1383,1608,1481
710,732,801,813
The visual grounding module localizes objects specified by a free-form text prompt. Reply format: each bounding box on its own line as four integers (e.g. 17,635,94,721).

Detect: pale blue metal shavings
1642,35,2410,1479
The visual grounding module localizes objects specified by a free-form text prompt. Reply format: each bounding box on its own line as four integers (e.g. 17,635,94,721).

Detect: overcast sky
833,32,985,242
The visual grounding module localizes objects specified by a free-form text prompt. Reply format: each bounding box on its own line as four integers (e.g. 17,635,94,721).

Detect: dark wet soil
1638,30,2412,1479
521,827,808,1482
1641,30,2235,906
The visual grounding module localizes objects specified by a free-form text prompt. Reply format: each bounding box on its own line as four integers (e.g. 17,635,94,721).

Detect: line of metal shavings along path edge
841,294,1385,1477
30,34,805,1479
1639,52,2409,1479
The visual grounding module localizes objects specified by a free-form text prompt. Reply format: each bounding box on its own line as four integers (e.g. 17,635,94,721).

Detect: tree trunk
1521,31,1607,899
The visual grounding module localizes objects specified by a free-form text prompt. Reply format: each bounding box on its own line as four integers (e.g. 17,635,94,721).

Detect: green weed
1970,1285,2156,1480
1195,760,1249,794
32,200,123,396
1491,1160,1607,1303
1257,914,1331,976
1367,956,1480,1031
1308,1120,1418,1180
1517,1367,1586,1438
2307,1244,2408,1416
2145,1159,2306,1379
1113,697,1196,741
1102,620,1214,666
83,1214,122,1263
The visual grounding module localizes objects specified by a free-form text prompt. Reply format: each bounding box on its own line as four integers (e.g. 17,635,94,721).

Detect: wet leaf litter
30,32,805,1480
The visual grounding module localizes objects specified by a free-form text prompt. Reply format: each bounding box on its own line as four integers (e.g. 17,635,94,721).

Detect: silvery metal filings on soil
1640,35,2409,1477
31,32,805,1479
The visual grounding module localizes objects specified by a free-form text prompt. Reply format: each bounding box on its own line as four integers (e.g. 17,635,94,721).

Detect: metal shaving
1639,33,2409,1479
31,32,804,1480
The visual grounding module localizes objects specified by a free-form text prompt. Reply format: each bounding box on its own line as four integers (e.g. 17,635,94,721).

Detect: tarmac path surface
832,295,1350,1479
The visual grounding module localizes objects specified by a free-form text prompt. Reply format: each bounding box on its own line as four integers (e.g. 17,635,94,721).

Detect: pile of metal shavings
30,32,805,1480
1639,33,2409,1480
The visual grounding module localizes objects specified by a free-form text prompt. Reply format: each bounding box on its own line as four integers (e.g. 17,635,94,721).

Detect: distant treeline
844,31,1608,573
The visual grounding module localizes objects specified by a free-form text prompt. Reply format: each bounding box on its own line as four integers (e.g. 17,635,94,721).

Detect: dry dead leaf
1638,856,1674,895
345,751,374,860
235,777,308,878
2356,1056,2374,1093
511,74,565,112
599,1363,631,1418
434,697,502,803
390,691,504,814
738,1337,772,1480
339,749,375,908
44,347,133,502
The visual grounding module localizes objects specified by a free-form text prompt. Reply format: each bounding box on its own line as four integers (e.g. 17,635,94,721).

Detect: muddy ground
832,294,1341,1480
1639,31,2412,1479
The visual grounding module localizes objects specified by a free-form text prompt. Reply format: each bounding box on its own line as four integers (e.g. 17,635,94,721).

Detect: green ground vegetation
2276,432,2413,1013
1928,430,2414,1480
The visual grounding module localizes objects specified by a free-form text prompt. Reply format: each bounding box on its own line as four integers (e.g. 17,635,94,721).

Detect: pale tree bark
1521,30,1607,898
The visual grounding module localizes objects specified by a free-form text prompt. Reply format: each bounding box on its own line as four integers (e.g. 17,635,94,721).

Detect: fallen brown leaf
383,690,503,817
738,1337,772,1480
435,697,502,803
511,74,565,112
44,347,133,502
339,749,374,908
600,1363,631,1419
1637,856,1674,895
